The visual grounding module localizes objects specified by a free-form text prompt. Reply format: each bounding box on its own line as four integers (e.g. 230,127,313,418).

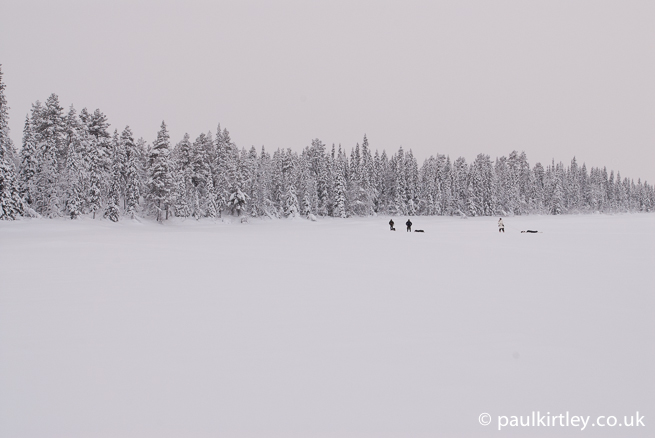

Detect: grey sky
1,0,653,183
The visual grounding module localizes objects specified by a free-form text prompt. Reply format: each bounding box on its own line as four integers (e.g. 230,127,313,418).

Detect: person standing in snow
389,219,395,230
498,218,505,233
406,219,412,232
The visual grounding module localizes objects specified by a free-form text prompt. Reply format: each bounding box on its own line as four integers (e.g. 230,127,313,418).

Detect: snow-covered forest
1,67,653,222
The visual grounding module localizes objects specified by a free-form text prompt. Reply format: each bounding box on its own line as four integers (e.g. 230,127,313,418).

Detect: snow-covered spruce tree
347,142,362,216
277,148,297,217
333,147,347,218
0,157,23,220
531,162,545,213
371,149,382,213
548,161,565,215
215,126,235,216
437,154,453,215
451,156,468,216
507,150,524,215
268,149,283,215
346,135,375,216
32,94,66,217
0,65,24,219
62,106,85,219
255,145,275,218
621,174,632,212
324,143,336,216
204,177,218,219
190,132,215,218
295,152,316,218
19,114,38,206
377,149,392,213
224,141,248,217
360,135,376,215
566,156,582,212
418,156,436,215
64,165,83,219
104,175,120,221
390,148,406,215
613,171,624,211
228,185,249,216
405,149,420,216
174,168,192,219
495,156,510,215
103,133,122,222
87,136,103,219
586,167,599,212
146,121,174,221
466,171,479,217
280,180,297,217
172,133,193,218
607,170,617,211
301,175,318,218
122,127,141,219
241,146,259,217
474,153,496,215
81,108,112,208
303,139,330,216
0,73,18,170
467,154,493,217
111,129,128,210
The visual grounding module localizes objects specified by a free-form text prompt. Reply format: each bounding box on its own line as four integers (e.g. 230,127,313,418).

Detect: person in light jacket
498,218,505,233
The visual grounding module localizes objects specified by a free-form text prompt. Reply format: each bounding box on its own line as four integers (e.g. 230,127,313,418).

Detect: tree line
1,67,653,222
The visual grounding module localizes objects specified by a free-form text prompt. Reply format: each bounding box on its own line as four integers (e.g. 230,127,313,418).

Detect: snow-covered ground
1,213,653,438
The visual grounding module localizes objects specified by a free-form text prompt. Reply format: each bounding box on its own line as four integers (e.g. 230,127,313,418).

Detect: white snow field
1,213,653,438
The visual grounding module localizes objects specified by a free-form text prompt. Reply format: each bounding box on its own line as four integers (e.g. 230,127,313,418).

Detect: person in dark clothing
406,219,412,232
389,219,395,230
521,230,539,233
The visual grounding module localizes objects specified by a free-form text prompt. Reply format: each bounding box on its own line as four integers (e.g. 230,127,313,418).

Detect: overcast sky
1,0,653,182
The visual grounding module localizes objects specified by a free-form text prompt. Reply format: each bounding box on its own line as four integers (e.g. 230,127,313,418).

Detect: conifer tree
122,127,141,219
333,147,347,218
405,149,419,215
391,148,407,215
549,162,565,215
191,132,214,218
0,65,24,219
62,108,85,219
256,146,275,218
19,114,38,205
87,137,103,219
451,157,468,215
146,121,174,221
33,94,65,217
173,133,193,218
104,174,120,222
104,132,123,222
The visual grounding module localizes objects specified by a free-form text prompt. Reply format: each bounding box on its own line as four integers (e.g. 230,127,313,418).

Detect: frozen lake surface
1,213,653,437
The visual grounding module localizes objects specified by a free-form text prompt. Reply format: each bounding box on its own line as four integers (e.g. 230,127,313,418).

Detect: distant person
389,219,395,231
521,230,539,233
498,218,505,233
406,219,412,232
